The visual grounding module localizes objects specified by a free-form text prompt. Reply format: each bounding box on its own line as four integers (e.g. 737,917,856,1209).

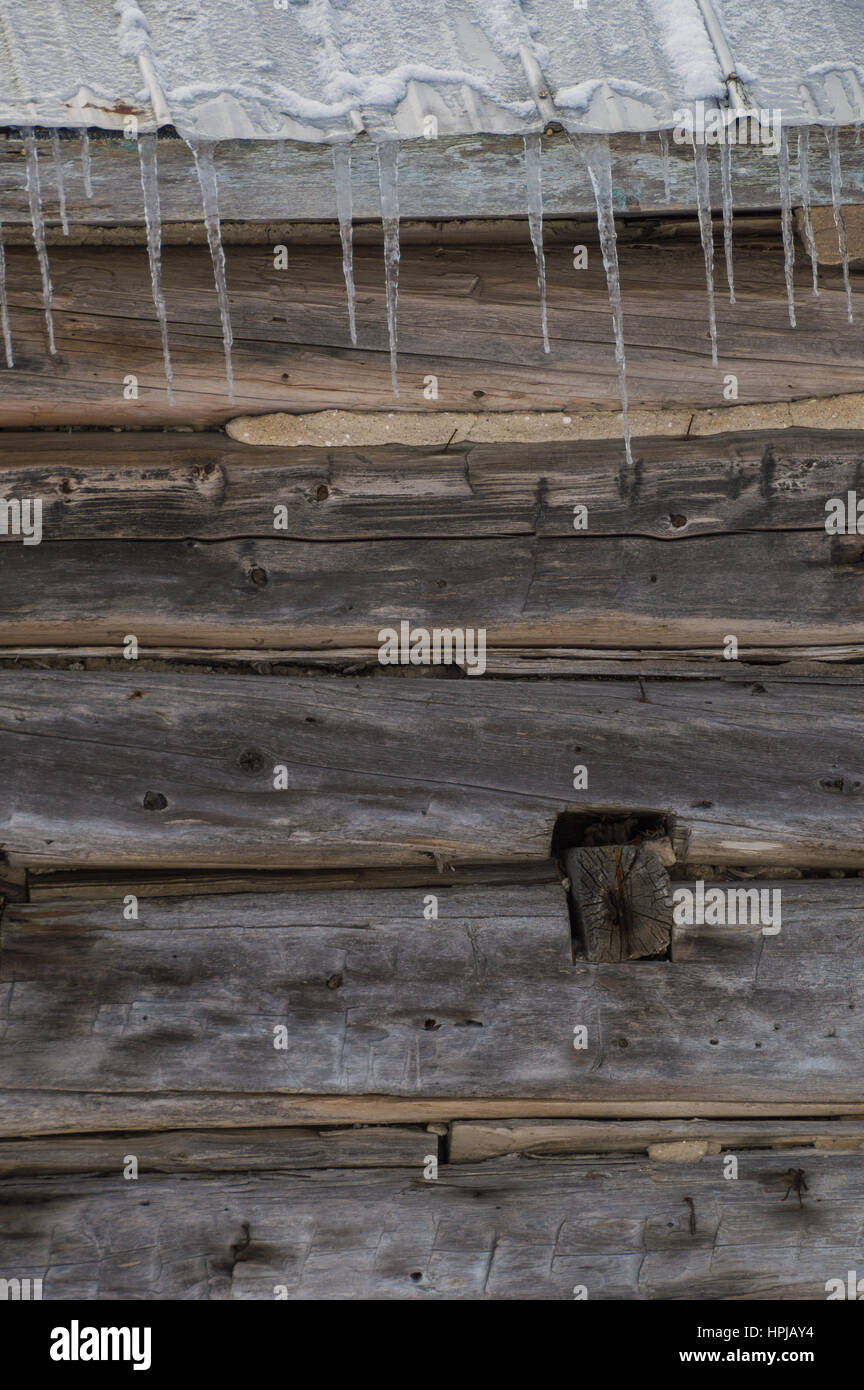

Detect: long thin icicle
692,141,718,367
719,138,735,303
826,127,853,323
0,219,13,367
777,128,796,328
189,141,235,401
377,141,400,399
81,129,93,198
524,133,550,353
797,127,819,297
659,129,672,204
577,134,632,467
49,130,69,236
22,129,56,355
138,135,174,404
332,144,357,345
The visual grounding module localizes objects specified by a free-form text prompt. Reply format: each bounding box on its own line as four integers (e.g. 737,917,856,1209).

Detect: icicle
826,127,853,323
189,141,235,401
376,141,400,399
719,139,735,304
138,135,174,405
0,219,13,368
577,134,632,467
692,142,718,367
81,129,93,198
524,133,550,353
22,129,56,356
777,128,796,328
797,127,819,297
332,145,357,345
659,129,672,204
49,130,69,236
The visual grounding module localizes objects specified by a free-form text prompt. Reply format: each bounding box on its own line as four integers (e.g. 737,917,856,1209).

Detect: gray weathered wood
2,1150,860,1298
0,1126,430,1177
26,860,557,903
3,669,864,870
0,428,860,542
0,236,860,426
448,1118,864,1161
1,131,860,226
7,882,562,931
4,1090,863,1139
3,529,864,653
5,647,864,680
4,880,864,1107
567,845,672,961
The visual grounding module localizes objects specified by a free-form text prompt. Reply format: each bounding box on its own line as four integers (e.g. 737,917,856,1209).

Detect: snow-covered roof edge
1,0,863,141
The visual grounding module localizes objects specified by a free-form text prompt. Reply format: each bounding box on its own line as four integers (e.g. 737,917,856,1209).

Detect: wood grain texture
26,860,558,903
3,430,863,655
1,131,858,225
448,1119,864,1161
4,879,864,1107
5,1091,864,1139
0,1126,431,1177
2,668,864,870
5,530,864,651
1,1150,859,1299
0,428,860,541
0,236,859,426
567,845,672,961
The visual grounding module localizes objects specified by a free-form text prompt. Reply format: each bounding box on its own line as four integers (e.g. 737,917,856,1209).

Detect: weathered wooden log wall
0,231,861,425
2,197,864,1301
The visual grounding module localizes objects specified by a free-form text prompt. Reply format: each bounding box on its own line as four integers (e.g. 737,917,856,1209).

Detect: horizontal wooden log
0,428,860,541
2,433,863,657
0,1126,431,1177
4,880,864,1107
4,529,864,652
2,669,864,870
26,860,558,903
7,648,864,681
2,1150,861,1298
0,235,860,425
449,1119,864,1161
1,131,859,227
4,1091,864,1139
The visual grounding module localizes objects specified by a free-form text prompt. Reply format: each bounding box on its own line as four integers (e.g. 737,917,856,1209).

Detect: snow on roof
0,0,862,141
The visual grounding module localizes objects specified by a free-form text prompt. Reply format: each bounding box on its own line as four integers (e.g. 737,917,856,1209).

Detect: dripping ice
81,129,94,199
777,129,796,328
332,144,357,345
719,139,734,304
377,141,400,399
524,133,550,353
826,128,853,323
692,142,718,367
797,127,819,297
577,134,632,467
0,218,13,367
190,141,235,401
658,129,672,204
138,135,174,404
22,129,56,355
49,130,69,236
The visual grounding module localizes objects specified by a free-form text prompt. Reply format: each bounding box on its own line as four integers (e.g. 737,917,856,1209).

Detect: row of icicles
0,125,858,466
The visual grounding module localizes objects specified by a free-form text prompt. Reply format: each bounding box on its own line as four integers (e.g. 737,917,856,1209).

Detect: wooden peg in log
565,844,672,962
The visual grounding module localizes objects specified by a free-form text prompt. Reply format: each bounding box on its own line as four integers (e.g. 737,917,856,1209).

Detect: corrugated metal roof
0,0,863,140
